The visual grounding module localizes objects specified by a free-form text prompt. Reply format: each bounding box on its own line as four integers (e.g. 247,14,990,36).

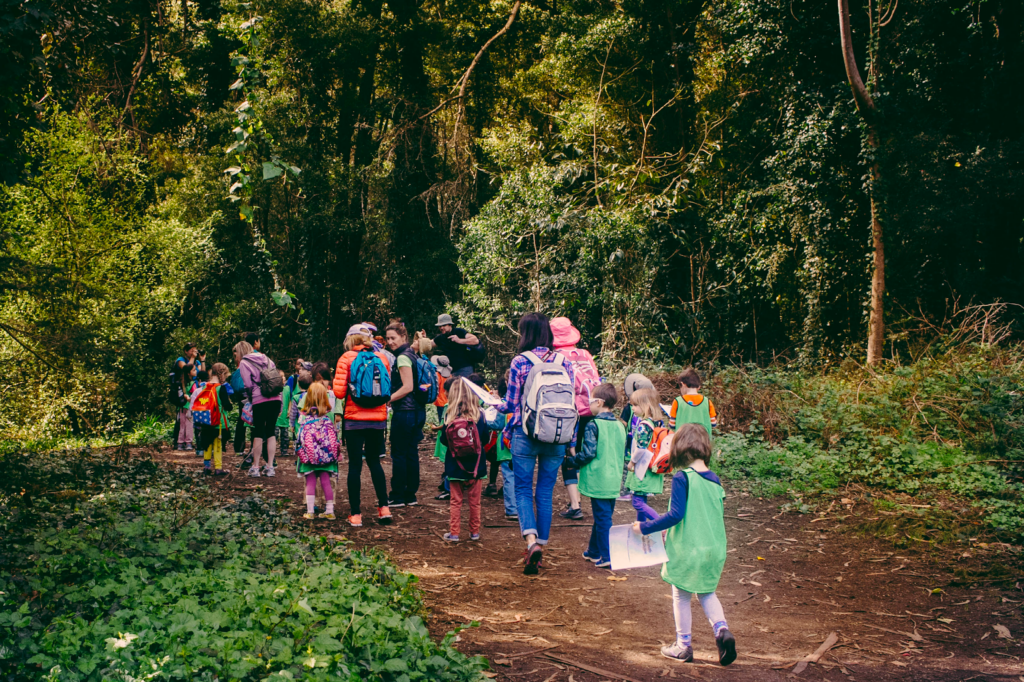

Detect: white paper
660,403,671,417
464,379,503,406
609,524,668,570
631,448,654,481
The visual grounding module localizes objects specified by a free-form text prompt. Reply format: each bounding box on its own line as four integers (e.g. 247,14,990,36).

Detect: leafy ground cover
0,448,488,681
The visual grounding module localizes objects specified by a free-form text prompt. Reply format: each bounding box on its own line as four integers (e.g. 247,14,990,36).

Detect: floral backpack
299,414,338,466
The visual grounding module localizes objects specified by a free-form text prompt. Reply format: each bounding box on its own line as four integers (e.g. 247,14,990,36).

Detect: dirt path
153,441,1024,681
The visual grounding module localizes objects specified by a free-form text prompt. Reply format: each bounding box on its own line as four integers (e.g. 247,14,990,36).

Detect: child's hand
627,462,635,471
632,522,642,534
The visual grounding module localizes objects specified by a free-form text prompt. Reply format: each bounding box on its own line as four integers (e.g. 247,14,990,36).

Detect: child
290,370,311,456
177,363,197,451
632,424,736,666
564,383,626,569
486,373,517,521
192,370,210,459
625,387,666,521
275,369,292,455
439,378,490,542
297,382,339,520
193,363,232,476
668,368,717,435
618,373,656,498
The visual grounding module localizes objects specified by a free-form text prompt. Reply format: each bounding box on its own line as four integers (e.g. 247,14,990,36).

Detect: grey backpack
520,351,578,444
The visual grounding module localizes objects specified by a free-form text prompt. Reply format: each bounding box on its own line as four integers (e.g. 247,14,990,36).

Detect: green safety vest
578,419,627,499
661,468,727,594
673,395,712,435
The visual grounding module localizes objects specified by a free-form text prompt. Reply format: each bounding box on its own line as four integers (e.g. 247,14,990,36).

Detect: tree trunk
838,0,885,365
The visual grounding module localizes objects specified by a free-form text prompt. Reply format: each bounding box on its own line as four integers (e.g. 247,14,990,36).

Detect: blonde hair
344,333,372,352
444,378,481,425
305,382,332,416
233,341,253,362
669,423,712,469
415,337,434,355
630,387,664,421
210,362,230,383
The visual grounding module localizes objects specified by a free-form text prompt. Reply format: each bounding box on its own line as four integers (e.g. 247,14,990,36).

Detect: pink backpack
563,348,603,417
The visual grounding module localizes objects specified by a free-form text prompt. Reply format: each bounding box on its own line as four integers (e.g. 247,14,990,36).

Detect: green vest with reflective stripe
661,468,727,593
578,419,627,500
673,395,712,435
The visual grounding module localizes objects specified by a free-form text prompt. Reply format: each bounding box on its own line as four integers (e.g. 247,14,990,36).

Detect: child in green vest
668,368,717,434
564,383,626,569
275,370,293,454
625,387,666,520
632,424,736,666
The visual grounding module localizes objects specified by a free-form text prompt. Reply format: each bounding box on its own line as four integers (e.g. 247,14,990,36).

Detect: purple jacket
240,352,281,405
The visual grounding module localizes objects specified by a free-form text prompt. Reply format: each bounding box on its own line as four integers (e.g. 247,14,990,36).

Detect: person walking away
620,372,657,496
564,383,625,569
274,369,293,455
550,316,602,521
192,370,209,459
487,373,517,520
669,368,717,435
239,334,284,477
288,360,312,442
632,424,736,666
291,370,311,456
624,387,668,521
385,322,428,507
431,314,481,378
192,363,232,476
332,325,392,527
230,341,254,457
439,378,490,541
493,312,578,575
296,383,339,519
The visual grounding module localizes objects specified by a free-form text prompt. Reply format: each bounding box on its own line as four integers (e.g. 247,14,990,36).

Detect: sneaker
523,543,543,575
505,514,519,521
302,512,315,520
237,453,253,469
483,483,498,498
715,629,737,666
405,498,419,507
661,643,694,662
319,512,335,520
443,533,459,542
212,469,228,477
348,514,363,527
388,498,406,508
582,551,599,563
377,507,393,525
196,450,205,459
176,444,186,451
437,482,447,492
470,533,481,541
594,559,612,569
247,466,261,478
559,505,584,520
263,465,276,478
435,491,451,501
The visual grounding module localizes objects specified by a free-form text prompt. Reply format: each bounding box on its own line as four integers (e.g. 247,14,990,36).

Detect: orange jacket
434,370,448,407
332,345,391,422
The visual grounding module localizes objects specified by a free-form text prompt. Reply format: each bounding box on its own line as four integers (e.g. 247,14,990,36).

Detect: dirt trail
153,442,1024,681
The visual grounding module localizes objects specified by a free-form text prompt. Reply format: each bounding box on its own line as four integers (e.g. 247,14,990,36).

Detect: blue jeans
511,428,566,544
586,497,616,563
452,365,474,378
500,461,517,516
390,407,426,503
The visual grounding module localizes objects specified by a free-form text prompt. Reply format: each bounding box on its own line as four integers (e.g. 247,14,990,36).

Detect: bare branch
837,0,876,114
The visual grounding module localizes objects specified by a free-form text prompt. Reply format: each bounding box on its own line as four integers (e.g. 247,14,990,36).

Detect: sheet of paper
631,448,654,481
464,379,503,406
660,403,671,417
609,524,668,571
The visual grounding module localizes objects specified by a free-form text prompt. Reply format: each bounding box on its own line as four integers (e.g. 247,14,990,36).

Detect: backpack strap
522,351,542,366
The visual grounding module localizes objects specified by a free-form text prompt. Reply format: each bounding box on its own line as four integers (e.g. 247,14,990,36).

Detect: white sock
306,495,316,514
326,501,334,514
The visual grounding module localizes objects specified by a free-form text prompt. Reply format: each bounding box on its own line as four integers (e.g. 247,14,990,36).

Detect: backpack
445,417,482,476
191,384,224,428
564,348,603,417
648,425,675,475
348,349,391,407
229,369,245,394
466,339,487,365
169,370,185,407
411,352,439,405
257,357,283,397
299,415,339,466
520,351,578,444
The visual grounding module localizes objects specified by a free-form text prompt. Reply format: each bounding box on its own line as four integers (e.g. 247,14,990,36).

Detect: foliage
0,448,488,681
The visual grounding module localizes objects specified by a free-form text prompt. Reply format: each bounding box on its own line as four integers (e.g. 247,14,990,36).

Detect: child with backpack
551,317,601,521
439,378,490,542
297,383,340,519
624,387,668,521
563,382,625,568
668,368,717,435
275,369,292,455
632,424,736,666
192,363,232,476
192,370,209,459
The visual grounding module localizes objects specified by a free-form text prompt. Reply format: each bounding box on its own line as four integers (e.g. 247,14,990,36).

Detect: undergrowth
0,448,488,681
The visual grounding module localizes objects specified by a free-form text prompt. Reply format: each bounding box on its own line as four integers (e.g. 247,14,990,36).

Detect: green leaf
262,162,283,180
229,78,244,90
239,205,254,222
297,597,313,615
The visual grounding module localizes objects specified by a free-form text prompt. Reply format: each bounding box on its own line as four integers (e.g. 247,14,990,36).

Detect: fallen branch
493,644,560,661
542,653,645,682
792,631,839,674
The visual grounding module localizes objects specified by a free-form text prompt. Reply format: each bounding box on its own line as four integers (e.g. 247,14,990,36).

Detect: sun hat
362,321,378,332
346,323,372,337
550,317,581,349
623,373,655,398
435,313,454,327
432,355,453,378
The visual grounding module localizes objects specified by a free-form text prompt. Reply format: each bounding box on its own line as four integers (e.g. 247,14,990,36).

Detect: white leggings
672,586,726,641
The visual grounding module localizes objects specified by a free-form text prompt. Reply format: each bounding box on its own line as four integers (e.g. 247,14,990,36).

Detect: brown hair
629,387,663,421
232,341,253,363
297,370,313,390
385,321,408,340
344,333,372,352
678,368,702,390
669,423,712,469
591,382,618,409
305,382,332,416
210,362,230,383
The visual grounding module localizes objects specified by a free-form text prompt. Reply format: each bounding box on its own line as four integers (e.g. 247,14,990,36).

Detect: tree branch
837,0,876,114
456,0,522,104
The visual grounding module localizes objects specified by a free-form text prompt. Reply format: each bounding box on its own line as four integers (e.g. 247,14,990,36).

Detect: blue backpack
348,349,391,407
412,355,439,405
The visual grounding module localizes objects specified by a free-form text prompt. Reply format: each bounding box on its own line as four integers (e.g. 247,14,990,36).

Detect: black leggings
345,428,389,515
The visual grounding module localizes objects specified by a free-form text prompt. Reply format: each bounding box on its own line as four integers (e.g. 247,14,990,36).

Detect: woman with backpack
494,313,577,575
332,325,393,527
385,322,429,508
239,337,283,478
230,341,253,457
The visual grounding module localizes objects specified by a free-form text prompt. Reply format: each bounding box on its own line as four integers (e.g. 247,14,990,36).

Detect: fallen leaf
994,624,1012,639
622,620,638,624
891,661,908,667
763,594,772,602
841,498,854,504
757,556,765,561
980,632,990,640
481,673,498,679
749,580,763,587
592,628,613,636
930,588,945,595
607,576,627,582
936,617,953,624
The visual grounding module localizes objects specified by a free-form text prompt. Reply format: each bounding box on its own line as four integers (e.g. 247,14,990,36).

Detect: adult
239,333,282,477
550,316,601,520
385,322,427,507
431,314,480,378
231,340,254,456
332,325,393,527
494,312,576,575
171,342,199,448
